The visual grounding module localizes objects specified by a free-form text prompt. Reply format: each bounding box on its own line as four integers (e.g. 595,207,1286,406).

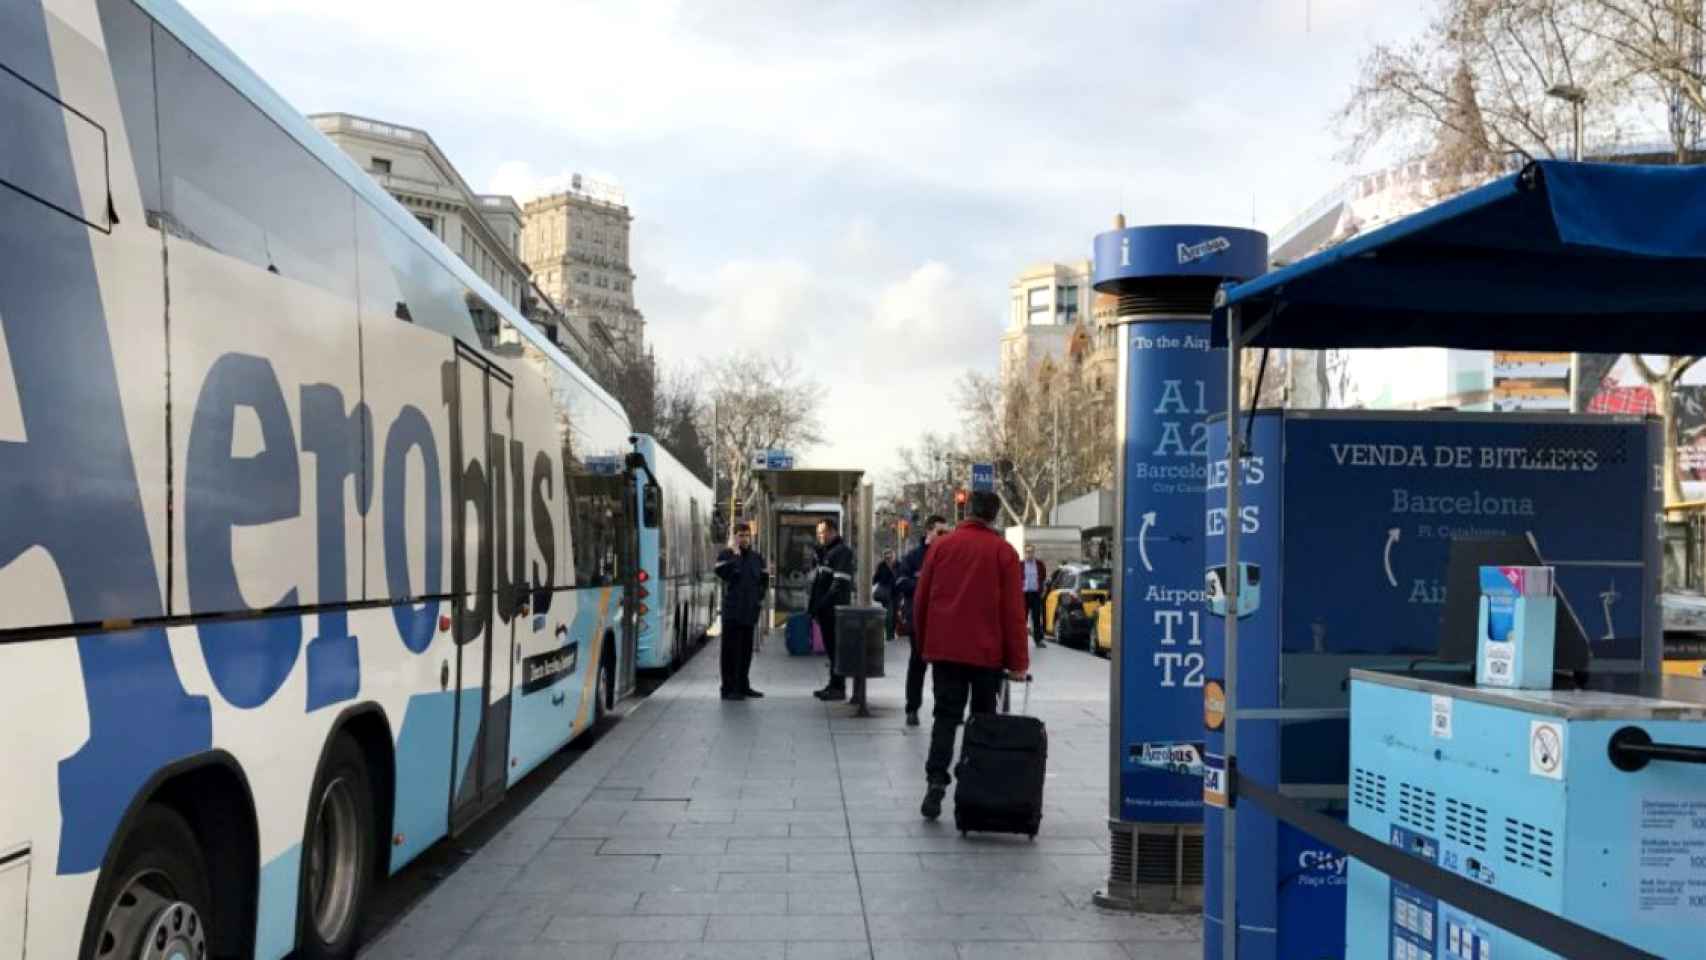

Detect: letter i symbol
1121,236,1131,267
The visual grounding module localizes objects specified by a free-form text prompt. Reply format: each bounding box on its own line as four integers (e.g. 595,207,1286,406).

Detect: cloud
180,0,1436,479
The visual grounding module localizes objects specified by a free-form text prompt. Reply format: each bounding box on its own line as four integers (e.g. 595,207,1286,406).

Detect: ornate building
521,180,646,362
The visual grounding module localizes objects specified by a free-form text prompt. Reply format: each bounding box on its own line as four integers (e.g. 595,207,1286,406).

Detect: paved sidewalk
362,630,1201,960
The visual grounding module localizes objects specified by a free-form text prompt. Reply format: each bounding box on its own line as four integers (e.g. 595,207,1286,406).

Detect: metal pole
711,400,719,519
1573,100,1584,162
1221,304,1242,960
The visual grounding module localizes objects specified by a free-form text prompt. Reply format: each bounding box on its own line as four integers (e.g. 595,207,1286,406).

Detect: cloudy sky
183,0,1429,478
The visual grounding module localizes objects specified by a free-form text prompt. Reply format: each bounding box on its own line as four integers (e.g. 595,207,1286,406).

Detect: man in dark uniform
715,523,769,701
893,514,949,727
809,517,856,701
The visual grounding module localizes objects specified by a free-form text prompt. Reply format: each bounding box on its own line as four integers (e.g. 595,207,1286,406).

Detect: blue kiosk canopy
1212,161,1706,354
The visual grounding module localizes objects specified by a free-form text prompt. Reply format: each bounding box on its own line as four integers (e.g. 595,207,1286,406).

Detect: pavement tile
789,853,857,873
870,945,957,960
705,914,868,941
1121,942,1204,960
967,945,1129,960
786,943,874,960
450,945,616,960
613,945,786,960
717,872,859,893
866,914,1033,942
541,915,709,942
636,892,790,915
657,853,791,874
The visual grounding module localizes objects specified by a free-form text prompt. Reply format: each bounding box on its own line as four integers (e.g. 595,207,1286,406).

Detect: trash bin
833,605,886,679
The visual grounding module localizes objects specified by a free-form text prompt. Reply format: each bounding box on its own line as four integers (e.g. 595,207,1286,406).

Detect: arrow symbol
1138,512,1157,573
1383,528,1400,587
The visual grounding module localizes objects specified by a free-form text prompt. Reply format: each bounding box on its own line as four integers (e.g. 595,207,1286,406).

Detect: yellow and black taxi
1044,564,1111,648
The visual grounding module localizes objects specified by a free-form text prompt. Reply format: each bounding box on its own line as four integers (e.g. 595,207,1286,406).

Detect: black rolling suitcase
953,676,1045,838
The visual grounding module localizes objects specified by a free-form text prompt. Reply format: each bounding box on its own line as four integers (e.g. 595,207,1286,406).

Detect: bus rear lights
637,585,649,599
637,603,649,616
393,833,404,847
438,615,452,633
637,569,650,583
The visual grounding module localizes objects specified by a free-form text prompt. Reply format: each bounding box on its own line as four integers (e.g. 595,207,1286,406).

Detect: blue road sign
971,462,995,492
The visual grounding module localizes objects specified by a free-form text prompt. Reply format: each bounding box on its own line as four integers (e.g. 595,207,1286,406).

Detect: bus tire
86,804,214,960
595,633,614,723
297,734,375,959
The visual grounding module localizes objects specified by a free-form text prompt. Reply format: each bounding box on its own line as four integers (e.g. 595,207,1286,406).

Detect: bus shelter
751,468,873,629
1207,161,1706,959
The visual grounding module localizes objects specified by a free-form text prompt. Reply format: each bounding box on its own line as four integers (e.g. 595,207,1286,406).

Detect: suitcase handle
1001,675,1033,715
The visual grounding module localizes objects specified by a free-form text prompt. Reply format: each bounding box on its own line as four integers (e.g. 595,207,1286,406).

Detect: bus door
619,468,641,695
449,343,514,831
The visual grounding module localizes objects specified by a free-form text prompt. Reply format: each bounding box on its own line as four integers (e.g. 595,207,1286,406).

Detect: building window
416,213,436,235
372,157,392,174
1027,287,1050,324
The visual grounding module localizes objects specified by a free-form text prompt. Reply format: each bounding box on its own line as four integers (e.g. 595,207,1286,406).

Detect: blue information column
1091,221,1266,912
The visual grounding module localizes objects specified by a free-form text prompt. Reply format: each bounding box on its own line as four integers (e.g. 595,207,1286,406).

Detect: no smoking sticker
1529,721,1565,779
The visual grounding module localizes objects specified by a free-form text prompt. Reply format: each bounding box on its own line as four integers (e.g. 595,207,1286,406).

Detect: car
1662,589,1706,678
1093,602,1112,657
1043,564,1111,648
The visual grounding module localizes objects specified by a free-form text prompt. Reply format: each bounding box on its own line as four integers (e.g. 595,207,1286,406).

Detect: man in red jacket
912,490,1029,820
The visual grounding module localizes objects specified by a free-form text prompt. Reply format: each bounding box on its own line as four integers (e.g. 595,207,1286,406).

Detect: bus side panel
356,290,460,873
502,350,580,781
1,4,187,957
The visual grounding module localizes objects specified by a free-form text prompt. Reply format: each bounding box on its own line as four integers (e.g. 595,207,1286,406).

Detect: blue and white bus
0,1,651,957
628,434,718,671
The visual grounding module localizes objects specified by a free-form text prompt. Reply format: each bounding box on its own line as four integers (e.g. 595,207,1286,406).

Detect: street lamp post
1548,83,1588,411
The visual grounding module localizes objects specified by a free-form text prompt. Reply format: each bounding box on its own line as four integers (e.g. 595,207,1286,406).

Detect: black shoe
720,691,746,701
814,683,846,701
742,688,765,699
921,785,945,820
905,709,919,727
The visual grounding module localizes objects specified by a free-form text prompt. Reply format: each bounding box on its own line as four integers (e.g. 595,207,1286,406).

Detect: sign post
1091,221,1266,912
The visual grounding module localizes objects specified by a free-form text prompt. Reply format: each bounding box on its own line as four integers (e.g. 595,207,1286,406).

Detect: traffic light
953,487,968,522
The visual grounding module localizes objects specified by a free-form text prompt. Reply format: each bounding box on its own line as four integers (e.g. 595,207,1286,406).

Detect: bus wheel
298,735,375,959
89,805,213,960
596,637,614,722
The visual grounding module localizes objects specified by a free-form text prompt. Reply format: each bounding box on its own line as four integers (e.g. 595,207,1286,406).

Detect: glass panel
153,26,356,298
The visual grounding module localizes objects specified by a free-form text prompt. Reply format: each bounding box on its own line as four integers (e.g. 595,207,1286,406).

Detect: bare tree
653,364,713,485
1574,0,1706,160
703,353,826,517
957,356,1115,527
1337,0,1633,167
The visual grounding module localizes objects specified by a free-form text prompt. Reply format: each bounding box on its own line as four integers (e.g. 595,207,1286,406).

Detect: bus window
153,25,358,299
567,470,627,588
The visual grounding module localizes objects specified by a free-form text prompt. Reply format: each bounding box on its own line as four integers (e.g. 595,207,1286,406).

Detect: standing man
1021,545,1048,647
809,517,856,701
715,523,769,701
873,549,897,640
913,492,1028,820
893,515,948,727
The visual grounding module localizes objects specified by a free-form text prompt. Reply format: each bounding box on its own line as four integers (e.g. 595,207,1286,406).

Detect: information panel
1116,320,1223,823
1280,413,1657,663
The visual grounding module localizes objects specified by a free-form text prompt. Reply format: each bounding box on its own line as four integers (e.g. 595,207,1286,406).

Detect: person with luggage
893,514,948,728
809,517,856,701
911,491,1029,821
715,522,769,701
1020,544,1048,647
873,549,897,641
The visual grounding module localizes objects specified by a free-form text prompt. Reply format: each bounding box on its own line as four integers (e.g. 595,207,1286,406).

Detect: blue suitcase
784,613,813,656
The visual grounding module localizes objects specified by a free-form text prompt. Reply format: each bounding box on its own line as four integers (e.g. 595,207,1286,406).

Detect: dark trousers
719,620,755,694
925,661,1004,786
815,610,840,683
1025,591,1044,641
905,635,928,713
